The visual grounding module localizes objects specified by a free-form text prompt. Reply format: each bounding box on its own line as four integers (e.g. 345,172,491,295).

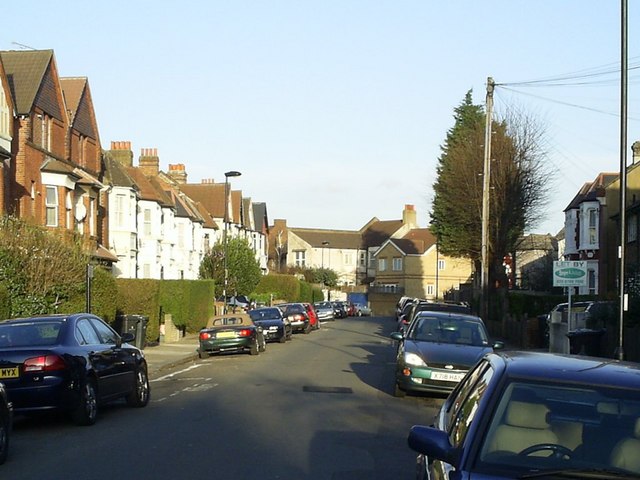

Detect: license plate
430,371,465,382
216,331,236,339
0,367,19,379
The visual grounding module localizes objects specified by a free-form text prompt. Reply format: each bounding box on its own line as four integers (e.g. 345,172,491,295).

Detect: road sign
553,261,587,287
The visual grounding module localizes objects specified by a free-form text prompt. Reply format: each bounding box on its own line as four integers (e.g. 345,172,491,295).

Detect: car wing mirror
493,340,505,350
120,332,135,345
408,425,459,467
390,331,404,342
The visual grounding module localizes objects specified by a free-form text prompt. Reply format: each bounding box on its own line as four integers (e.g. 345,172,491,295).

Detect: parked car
198,314,266,358
313,301,335,322
0,313,150,426
353,303,372,316
277,303,312,334
331,301,347,319
398,299,471,333
390,311,502,397
248,307,292,343
408,351,640,479
0,382,11,465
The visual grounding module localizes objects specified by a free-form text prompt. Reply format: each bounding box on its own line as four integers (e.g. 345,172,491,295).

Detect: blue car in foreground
408,351,640,479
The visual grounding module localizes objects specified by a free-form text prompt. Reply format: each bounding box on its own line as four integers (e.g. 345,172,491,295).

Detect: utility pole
481,77,495,322
617,0,628,360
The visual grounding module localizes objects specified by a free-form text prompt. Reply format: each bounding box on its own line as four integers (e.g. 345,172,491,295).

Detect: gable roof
178,183,226,218
253,202,268,233
103,153,138,189
290,228,362,250
391,228,437,255
564,172,618,211
361,219,403,247
60,77,98,140
0,49,64,119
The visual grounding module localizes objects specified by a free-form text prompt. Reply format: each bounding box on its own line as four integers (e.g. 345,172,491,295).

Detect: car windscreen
249,309,281,320
409,316,488,346
283,305,304,314
477,380,640,476
0,321,63,347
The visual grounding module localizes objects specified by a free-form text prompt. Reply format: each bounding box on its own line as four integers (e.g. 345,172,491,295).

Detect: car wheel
304,324,311,334
0,408,9,465
72,378,98,426
250,340,259,355
126,364,150,408
393,383,406,398
259,338,266,352
198,349,209,359
279,334,287,344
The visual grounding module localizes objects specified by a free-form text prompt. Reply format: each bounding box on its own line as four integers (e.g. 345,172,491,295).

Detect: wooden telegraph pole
481,77,495,322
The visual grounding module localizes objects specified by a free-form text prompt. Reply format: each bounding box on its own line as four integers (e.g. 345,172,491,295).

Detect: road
4,316,443,479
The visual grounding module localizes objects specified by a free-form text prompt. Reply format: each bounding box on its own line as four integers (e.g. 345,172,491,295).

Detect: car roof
206,314,253,328
489,351,640,389
413,311,482,322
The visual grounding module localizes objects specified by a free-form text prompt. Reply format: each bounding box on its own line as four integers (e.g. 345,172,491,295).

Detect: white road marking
151,364,203,382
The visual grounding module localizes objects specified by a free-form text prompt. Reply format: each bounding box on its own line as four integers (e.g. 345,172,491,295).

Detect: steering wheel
519,443,573,460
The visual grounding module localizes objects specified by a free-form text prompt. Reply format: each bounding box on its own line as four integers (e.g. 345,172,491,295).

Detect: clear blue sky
5,2,639,235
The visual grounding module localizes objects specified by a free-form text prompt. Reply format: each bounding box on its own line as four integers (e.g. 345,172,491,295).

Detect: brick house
0,49,115,264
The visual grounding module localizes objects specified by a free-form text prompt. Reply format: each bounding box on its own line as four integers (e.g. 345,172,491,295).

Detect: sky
5,2,640,235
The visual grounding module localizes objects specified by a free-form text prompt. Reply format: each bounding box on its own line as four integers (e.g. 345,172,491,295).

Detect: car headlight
404,352,427,367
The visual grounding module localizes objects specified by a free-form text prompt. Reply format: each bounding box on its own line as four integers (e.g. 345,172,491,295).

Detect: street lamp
322,241,329,300
223,170,241,314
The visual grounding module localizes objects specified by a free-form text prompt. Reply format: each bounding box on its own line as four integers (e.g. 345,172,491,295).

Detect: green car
198,314,266,358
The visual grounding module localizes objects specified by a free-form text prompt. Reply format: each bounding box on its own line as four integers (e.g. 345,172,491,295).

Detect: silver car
313,302,335,322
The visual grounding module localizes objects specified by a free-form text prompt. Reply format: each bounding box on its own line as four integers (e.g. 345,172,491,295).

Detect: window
45,186,58,226
295,250,306,267
75,319,101,345
378,258,387,272
438,259,446,270
588,208,597,245
0,89,9,137
427,284,435,296
359,251,366,267
89,197,95,235
628,214,638,243
89,318,118,345
344,252,353,265
392,257,402,271
115,194,126,228
144,209,152,236
588,269,596,295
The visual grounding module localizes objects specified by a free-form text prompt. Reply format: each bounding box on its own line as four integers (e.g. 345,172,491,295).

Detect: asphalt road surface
5,316,443,479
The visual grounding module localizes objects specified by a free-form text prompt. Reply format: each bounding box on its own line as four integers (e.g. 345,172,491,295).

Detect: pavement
142,334,200,378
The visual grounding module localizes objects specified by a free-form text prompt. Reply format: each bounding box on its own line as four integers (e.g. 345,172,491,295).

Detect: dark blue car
408,351,640,479
0,313,149,426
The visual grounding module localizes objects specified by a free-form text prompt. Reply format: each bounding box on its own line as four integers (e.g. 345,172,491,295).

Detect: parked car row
0,313,152,463
198,302,331,359
390,297,502,398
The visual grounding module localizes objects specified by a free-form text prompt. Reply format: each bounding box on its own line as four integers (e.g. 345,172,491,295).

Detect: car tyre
0,408,9,465
259,338,266,352
304,324,312,334
393,383,406,398
279,334,287,344
126,364,150,408
72,378,98,426
198,349,209,359
250,340,259,355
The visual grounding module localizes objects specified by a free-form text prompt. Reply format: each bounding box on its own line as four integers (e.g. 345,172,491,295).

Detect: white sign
553,261,587,287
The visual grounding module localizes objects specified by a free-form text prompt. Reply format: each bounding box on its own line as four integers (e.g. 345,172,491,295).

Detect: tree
199,237,262,297
0,215,89,316
430,92,550,320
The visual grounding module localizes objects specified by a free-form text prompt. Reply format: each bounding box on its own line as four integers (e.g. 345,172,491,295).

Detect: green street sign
553,261,587,287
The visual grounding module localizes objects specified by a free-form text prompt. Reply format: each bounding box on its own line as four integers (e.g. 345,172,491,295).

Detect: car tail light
238,329,252,337
199,332,211,340
23,354,67,372
291,314,305,322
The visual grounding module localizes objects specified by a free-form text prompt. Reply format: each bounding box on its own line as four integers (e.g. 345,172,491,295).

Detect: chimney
633,141,640,164
167,163,187,184
139,148,159,176
109,141,133,167
402,204,417,227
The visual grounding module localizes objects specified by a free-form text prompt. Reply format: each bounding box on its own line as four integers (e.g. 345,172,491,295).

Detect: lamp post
322,241,330,300
222,170,241,314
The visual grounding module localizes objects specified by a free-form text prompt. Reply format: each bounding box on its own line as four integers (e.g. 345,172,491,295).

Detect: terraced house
0,48,270,279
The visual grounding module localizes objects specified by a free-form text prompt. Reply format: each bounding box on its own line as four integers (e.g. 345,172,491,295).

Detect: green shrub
255,274,300,301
